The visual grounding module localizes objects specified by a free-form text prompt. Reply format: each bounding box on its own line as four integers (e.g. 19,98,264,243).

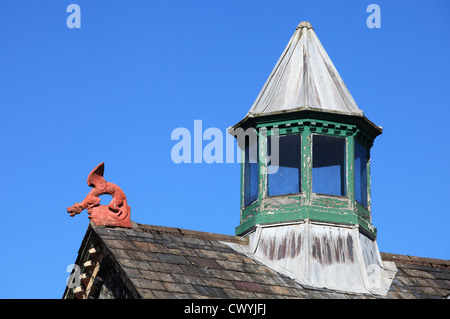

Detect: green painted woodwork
235,111,381,238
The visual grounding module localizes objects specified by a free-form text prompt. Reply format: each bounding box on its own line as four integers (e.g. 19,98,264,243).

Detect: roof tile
131,278,166,291
117,258,153,271
132,241,167,254
165,246,198,257
216,260,245,272
109,248,130,259
222,252,250,262
220,270,254,282
194,249,228,260
151,290,200,299
178,264,214,277
182,236,211,246
139,269,174,282
187,256,222,269
193,285,229,298
263,284,292,296
162,282,197,294
222,288,257,299
231,281,266,293
402,268,435,279
155,253,190,265
254,292,285,299
104,239,136,251
126,250,157,262
430,271,450,281
170,273,206,286
395,275,417,287
200,277,235,289
138,289,156,299
122,267,143,279
412,292,441,299
150,262,184,274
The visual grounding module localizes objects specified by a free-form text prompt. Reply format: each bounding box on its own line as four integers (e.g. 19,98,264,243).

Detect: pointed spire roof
247,21,362,117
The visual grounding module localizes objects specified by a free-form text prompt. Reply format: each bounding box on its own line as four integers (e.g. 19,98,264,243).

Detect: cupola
228,22,396,295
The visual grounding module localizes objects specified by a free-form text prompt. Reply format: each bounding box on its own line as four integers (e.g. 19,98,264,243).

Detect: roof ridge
131,221,249,245
381,252,450,268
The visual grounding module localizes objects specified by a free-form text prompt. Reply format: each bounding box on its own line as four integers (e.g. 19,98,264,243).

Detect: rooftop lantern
231,21,381,237
229,22,395,295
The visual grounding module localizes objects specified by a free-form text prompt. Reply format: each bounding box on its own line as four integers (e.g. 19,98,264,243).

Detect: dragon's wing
87,162,106,189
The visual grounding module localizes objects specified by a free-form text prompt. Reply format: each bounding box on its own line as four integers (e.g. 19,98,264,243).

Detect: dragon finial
67,162,132,228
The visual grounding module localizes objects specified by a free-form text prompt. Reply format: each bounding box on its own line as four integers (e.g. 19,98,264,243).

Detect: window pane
244,138,258,206
312,135,346,196
268,134,301,196
354,142,368,207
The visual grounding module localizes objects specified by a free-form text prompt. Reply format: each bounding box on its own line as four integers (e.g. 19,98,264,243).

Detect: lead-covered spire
248,21,362,117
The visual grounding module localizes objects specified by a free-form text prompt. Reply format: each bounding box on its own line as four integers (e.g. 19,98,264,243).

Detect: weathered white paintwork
247,21,362,118
224,220,397,295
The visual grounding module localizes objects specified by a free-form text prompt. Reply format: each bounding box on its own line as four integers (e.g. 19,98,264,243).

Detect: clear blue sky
0,1,448,298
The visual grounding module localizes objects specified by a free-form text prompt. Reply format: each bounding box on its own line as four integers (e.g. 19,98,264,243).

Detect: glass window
312,135,346,196
354,142,368,207
244,138,258,207
267,134,302,196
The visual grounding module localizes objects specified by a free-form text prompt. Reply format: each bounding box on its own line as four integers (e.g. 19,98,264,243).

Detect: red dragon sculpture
67,162,132,228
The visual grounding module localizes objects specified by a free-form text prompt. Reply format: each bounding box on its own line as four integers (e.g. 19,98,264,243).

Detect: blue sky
0,1,449,298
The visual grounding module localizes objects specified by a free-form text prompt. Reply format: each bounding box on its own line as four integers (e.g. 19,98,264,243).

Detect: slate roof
63,221,450,299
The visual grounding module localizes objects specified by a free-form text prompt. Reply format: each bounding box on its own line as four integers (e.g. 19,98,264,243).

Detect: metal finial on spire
297,21,313,30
